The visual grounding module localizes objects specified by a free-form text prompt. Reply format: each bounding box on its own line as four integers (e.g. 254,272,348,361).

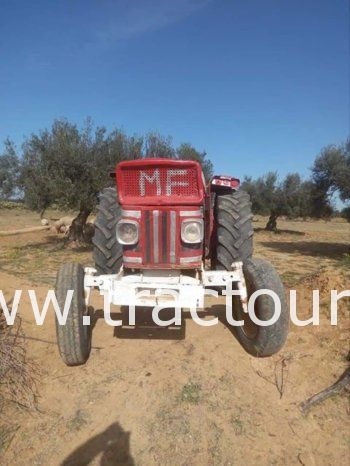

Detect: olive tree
312,140,350,221
18,119,214,243
176,143,213,181
242,172,315,231
144,132,175,159
21,119,143,241
0,139,21,200
144,134,214,180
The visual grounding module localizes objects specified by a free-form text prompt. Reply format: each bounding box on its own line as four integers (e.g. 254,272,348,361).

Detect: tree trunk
265,212,279,232
67,208,92,244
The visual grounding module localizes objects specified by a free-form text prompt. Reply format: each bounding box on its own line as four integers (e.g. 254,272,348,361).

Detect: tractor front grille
116,159,205,205
120,166,200,199
144,209,176,265
122,207,203,269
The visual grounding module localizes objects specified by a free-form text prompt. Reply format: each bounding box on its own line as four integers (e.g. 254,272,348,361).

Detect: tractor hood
116,158,206,206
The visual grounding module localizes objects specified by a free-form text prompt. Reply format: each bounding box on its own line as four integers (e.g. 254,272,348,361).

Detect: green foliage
242,139,350,226
0,119,213,231
242,172,314,218
3,118,346,233
144,134,214,180
312,140,350,200
176,143,213,181
312,140,350,220
144,132,175,159
242,172,317,230
0,139,21,199
242,172,280,216
0,200,25,210
281,174,315,219
20,119,143,214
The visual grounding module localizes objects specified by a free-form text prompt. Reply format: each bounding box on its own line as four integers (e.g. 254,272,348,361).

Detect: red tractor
55,159,288,365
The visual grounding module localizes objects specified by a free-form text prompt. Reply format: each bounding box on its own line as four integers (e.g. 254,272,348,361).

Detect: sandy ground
0,211,349,465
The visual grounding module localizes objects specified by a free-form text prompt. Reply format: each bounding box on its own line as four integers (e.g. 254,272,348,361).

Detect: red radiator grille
116,159,205,205
121,166,199,198
122,207,203,269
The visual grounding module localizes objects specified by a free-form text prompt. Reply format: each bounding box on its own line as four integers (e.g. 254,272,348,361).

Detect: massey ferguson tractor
55,159,288,365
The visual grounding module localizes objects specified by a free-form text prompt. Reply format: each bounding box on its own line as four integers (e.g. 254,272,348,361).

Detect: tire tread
55,263,91,366
213,190,253,269
92,187,122,274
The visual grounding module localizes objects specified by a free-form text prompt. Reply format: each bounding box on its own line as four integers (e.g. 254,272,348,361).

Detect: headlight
116,220,139,245
181,219,204,244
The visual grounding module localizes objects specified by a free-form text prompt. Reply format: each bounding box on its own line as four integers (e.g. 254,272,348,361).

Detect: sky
0,0,348,180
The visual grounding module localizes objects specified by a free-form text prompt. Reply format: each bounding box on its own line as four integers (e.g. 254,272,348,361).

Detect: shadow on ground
254,227,306,236
93,307,228,341
93,307,186,340
61,422,134,466
260,241,349,259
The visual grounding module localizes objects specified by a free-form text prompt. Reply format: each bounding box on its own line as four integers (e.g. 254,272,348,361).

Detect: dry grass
0,314,37,410
0,235,92,285
0,312,38,454
253,217,350,286
0,208,93,285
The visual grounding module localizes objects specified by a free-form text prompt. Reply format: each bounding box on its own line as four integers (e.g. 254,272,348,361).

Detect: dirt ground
0,209,349,465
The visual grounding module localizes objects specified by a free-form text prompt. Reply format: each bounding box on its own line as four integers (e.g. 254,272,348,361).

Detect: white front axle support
84,262,248,311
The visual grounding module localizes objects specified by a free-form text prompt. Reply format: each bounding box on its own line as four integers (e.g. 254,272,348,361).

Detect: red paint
121,205,203,269
115,158,240,269
116,158,205,206
211,175,240,189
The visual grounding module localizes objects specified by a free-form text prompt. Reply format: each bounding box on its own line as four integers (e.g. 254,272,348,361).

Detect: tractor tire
213,189,253,269
55,263,91,366
233,258,289,357
92,187,123,275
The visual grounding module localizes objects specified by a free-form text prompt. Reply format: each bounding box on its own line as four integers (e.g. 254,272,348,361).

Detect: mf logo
139,169,189,196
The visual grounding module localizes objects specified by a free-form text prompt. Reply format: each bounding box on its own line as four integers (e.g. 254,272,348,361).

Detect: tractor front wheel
55,263,91,366
233,258,289,357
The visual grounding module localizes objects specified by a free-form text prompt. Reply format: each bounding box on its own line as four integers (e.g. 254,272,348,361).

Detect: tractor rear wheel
213,189,253,269
92,187,123,275
233,258,289,357
55,263,91,366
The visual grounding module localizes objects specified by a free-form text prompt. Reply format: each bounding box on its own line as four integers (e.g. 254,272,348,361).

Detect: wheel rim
234,277,259,340
83,307,89,339
82,285,91,341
